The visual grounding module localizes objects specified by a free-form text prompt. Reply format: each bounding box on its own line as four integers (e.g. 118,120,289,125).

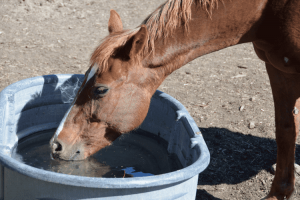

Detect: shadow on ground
196,127,300,199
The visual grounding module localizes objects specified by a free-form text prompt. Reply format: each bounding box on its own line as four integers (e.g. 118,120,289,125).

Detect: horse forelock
90,0,220,73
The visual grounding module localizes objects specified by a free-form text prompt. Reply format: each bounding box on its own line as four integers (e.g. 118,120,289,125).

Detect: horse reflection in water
50,0,300,199
50,157,133,178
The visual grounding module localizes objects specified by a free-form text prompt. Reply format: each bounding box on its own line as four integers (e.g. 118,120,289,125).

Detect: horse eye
94,86,109,97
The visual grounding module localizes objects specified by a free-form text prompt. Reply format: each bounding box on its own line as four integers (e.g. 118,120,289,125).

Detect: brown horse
50,0,300,199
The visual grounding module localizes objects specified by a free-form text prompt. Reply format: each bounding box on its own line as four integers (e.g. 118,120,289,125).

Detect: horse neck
144,0,268,77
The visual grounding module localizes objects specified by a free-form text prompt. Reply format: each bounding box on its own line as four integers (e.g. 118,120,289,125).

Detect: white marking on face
52,64,98,142
51,103,74,143
86,64,98,83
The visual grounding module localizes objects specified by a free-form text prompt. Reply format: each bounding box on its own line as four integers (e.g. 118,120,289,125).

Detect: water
12,129,182,178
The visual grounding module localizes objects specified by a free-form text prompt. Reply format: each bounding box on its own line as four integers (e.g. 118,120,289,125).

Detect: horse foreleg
264,63,300,200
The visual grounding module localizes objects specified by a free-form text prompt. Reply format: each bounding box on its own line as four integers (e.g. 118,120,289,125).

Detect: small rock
58,3,64,7
78,14,86,19
196,132,202,135
270,163,276,175
239,105,245,111
185,71,191,74
250,97,255,101
249,121,255,129
231,74,246,78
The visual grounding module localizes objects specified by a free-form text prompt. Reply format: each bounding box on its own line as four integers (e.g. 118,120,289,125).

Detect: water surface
12,129,182,178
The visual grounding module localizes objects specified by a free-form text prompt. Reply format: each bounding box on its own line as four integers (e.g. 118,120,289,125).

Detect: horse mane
90,0,220,73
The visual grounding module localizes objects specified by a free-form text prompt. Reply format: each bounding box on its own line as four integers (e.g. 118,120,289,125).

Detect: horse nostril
53,142,62,152
76,150,80,154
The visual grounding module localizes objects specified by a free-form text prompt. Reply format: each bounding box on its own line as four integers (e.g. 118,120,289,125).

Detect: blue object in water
0,74,210,200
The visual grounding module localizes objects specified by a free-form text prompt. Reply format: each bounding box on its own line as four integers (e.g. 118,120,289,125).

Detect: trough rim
0,74,210,189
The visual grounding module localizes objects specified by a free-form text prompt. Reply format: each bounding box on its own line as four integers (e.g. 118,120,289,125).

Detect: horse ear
130,25,148,57
108,10,123,34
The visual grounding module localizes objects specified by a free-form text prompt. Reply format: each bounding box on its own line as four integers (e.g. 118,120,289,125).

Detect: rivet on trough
176,110,185,121
190,138,199,148
293,107,299,115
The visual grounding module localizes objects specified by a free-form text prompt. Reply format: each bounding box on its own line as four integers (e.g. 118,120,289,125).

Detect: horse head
50,10,160,160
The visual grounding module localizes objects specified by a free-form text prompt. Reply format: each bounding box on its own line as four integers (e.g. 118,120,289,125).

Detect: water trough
0,74,210,200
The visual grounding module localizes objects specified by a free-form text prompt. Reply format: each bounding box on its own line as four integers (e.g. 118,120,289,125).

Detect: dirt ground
1,0,300,199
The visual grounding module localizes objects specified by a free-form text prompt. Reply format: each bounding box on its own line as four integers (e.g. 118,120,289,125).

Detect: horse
49,0,300,199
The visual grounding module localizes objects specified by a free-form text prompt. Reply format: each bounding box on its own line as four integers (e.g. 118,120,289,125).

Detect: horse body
50,0,300,199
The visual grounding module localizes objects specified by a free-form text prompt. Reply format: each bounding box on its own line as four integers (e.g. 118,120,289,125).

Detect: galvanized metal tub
0,74,210,200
